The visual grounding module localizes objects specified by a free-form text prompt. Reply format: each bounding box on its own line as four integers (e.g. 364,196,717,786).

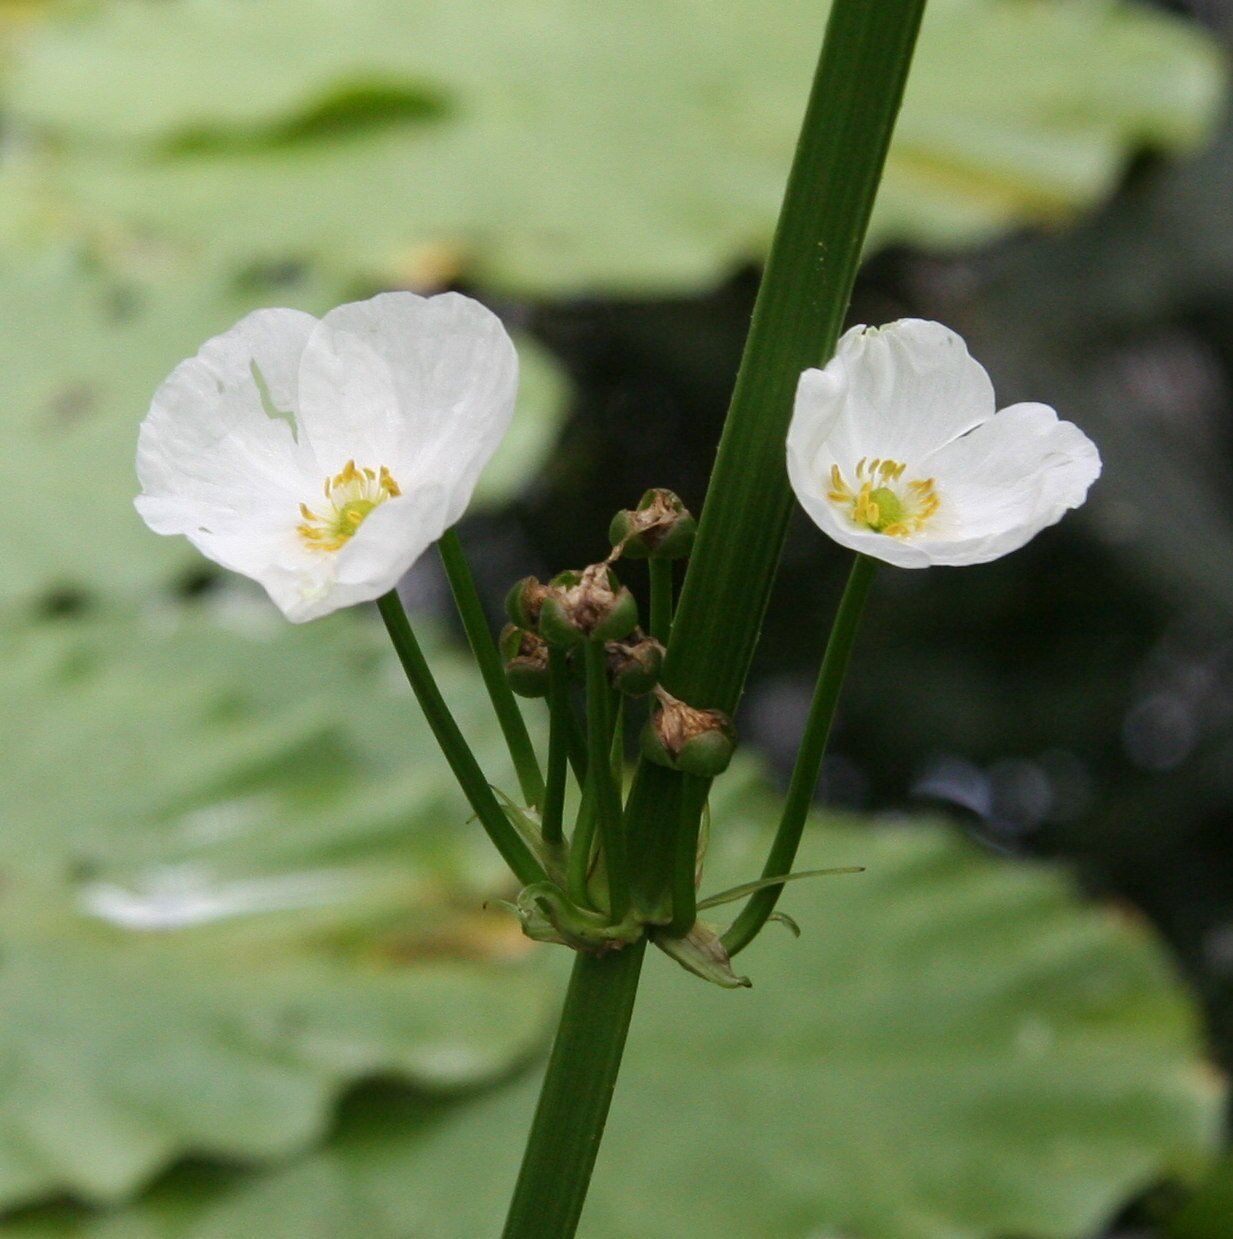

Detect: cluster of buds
609,488,696,561
506,564,637,647
502,562,653,695
501,490,733,771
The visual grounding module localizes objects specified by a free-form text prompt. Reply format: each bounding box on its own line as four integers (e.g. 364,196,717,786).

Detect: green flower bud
606,636,665,696
504,576,549,630
641,690,736,777
537,564,639,647
500,623,551,698
609,488,696,561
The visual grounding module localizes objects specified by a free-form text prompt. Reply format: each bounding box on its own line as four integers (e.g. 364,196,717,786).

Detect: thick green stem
624,0,927,914
375,591,546,888
584,641,630,920
501,942,646,1239
542,649,571,848
437,529,546,809
724,554,876,955
648,558,673,646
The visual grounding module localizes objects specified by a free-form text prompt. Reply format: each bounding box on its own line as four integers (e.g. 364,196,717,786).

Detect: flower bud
500,623,550,698
537,564,639,647
609,488,696,561
641,690,736,777
606,636,665,697
504,575,550,630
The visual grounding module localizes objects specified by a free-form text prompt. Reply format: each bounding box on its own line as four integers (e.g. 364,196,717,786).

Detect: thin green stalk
500,941,646,1239
668,773,710,936
584,641,630,920
375,591,546,888
567,779,599,911
565,688,589,785
542,649,571,848
624,0,927,915
437,529,546,808
723,554,876,955
610,695,625,796
648,558,673,645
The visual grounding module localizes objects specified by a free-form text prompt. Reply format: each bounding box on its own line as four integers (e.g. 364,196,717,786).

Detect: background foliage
1,1,1231,1236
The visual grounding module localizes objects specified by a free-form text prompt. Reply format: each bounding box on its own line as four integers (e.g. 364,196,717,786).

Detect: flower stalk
438,528,547,809
375,590,547,888
648,558,674,645
723,553,877,955
584,640,631,920
541,648,572,848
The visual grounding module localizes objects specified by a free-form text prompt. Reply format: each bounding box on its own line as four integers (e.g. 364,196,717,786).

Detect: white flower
786,319,1101,568
136,291,517,621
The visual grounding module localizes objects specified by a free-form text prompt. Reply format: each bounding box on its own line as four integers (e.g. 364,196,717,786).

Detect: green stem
723,554,876,955
668,773,710,936
501,941,646,1239
542,649,571,848
438,528,546,809
624,0,927,914
375,591,546,888
648,558,673,645
584,641,630,920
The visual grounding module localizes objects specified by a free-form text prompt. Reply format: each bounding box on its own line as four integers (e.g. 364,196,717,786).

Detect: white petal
913,403,1101,565
135,308,320,540
295,291,517,529
820,319,996,469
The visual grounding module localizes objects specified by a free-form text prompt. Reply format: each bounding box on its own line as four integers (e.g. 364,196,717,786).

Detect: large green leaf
7,781,1221,1237
2,0,1223,294
0,250,569,604
0,604,555,1209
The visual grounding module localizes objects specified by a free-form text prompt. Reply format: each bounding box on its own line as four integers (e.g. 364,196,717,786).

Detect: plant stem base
501,941,647,1239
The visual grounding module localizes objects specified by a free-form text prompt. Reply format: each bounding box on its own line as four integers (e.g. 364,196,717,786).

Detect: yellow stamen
298,461,402,552
827,457,940,539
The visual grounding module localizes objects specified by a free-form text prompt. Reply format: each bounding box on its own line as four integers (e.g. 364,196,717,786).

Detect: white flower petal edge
136,292,517,621
787,319,1101,569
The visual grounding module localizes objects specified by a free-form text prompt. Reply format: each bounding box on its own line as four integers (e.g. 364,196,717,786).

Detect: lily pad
6,781,1222,1236
2,0,1223,294
0,604,555,1209
0,250,570,605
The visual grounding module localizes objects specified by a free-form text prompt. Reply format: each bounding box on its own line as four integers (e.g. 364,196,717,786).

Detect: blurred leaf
0,604,555,1208
2,0,1223,294
1167,1153,1233,1239
0,250,569,605
9,784,1222,1236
